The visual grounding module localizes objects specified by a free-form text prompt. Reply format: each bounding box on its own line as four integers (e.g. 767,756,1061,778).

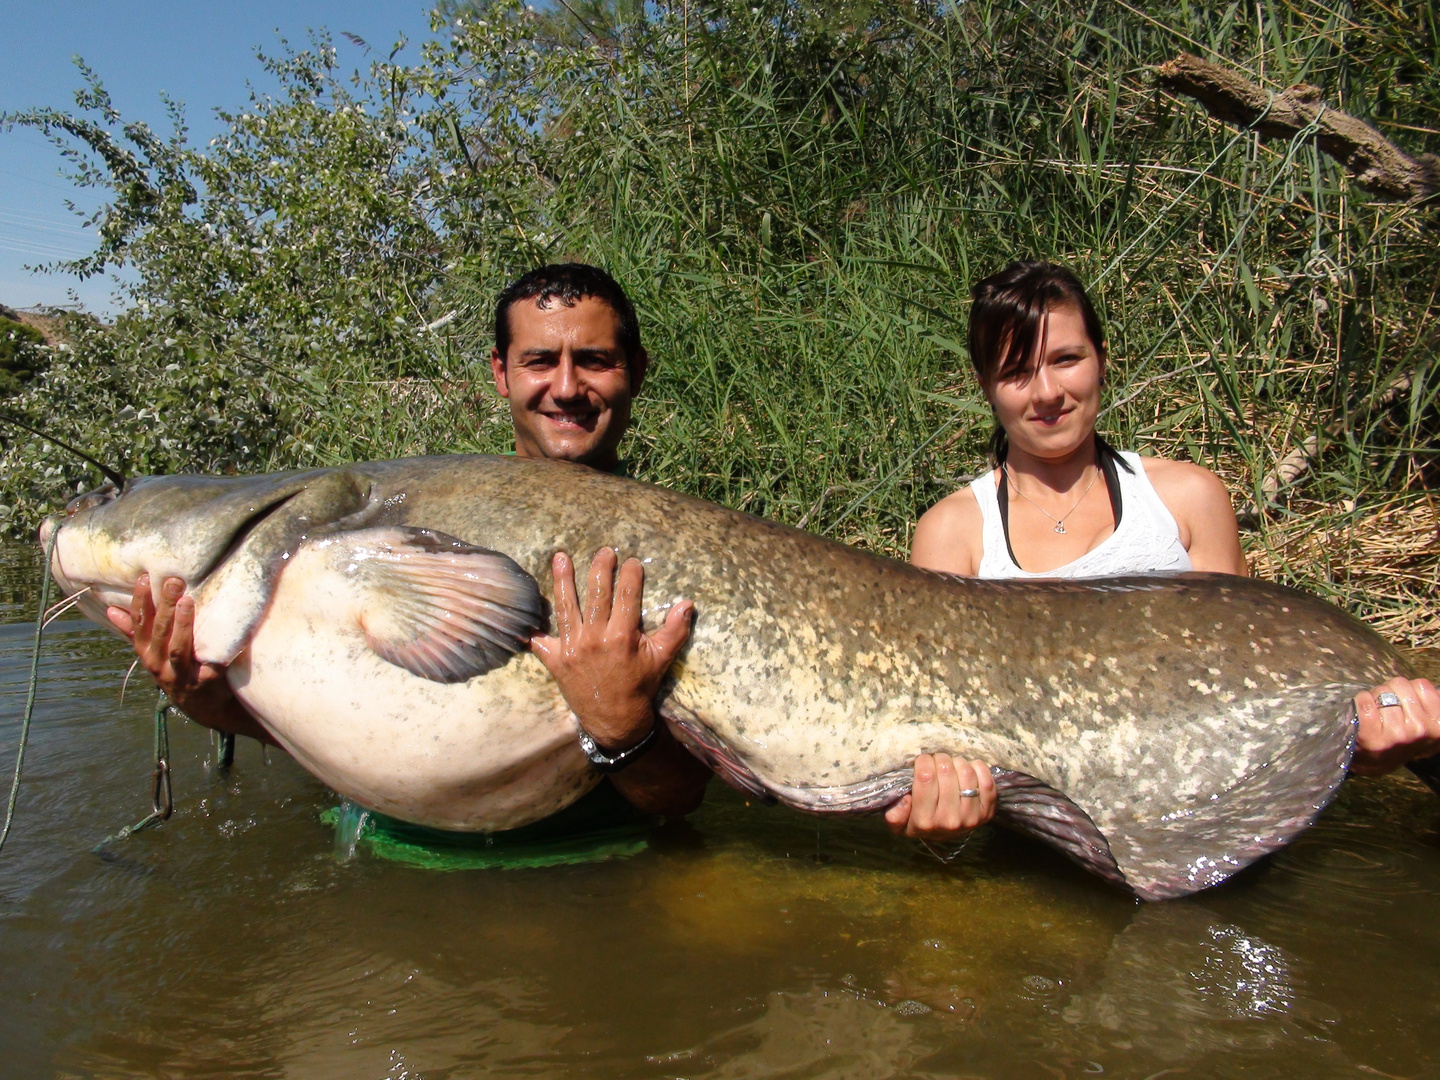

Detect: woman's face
985,303,1104,463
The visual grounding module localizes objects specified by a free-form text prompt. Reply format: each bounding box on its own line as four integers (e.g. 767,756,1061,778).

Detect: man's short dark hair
494,263,642,365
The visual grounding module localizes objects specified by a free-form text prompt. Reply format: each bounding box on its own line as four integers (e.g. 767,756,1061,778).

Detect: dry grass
1248,497,1440,649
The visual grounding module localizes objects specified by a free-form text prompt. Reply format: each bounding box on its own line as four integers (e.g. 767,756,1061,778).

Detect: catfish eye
66,483,119,517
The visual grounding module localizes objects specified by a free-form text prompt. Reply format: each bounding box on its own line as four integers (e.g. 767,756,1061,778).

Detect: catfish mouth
40,483,306,618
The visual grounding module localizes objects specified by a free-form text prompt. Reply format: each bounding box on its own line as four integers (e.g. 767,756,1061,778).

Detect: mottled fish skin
44,455,1409,899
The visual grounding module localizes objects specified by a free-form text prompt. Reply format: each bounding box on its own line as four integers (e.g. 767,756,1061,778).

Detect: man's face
490,296,646,468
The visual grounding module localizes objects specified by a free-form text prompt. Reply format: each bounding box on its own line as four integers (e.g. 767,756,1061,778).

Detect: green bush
0,319,47,397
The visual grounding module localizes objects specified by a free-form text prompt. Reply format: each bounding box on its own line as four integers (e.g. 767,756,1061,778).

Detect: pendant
1054,522,1066,534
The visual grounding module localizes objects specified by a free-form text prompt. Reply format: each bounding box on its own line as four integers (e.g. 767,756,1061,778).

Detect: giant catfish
40,455,1414,899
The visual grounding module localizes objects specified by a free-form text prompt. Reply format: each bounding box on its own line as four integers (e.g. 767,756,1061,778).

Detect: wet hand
885,753,997,841
530,548,694,750
106,574,238,726
1351,676,1440,776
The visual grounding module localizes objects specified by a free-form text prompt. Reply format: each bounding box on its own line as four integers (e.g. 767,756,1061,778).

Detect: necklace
1004,463,1100,535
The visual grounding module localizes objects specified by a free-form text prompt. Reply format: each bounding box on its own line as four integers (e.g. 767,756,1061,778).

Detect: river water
1,543,1438,1079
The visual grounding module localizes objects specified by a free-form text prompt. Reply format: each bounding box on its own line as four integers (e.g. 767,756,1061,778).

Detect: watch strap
578,723,658,773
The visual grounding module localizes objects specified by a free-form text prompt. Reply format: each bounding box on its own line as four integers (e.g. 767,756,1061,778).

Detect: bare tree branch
1156,52,1440,202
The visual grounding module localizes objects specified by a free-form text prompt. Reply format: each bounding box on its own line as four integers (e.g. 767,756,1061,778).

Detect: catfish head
41,468,371,662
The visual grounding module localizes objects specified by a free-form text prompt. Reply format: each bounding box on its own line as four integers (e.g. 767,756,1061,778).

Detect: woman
886,260,1440,845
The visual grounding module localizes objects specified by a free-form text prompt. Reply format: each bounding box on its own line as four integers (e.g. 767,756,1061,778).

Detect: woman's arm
898,492,998,842
884,754,996,842
910,489,985,576
1141,457,1247,574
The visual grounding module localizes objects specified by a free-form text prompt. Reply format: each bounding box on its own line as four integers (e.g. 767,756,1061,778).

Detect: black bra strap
997,445,1124,569
1099,443,1123,525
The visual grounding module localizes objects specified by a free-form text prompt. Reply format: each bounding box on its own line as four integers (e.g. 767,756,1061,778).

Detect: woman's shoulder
1133,452,1246,574
918,484,985,528
1135,453,1233,509
911,482,987,575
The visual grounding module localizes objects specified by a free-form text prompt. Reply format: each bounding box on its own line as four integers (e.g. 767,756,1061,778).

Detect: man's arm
106,575,279,746
530,549,711,816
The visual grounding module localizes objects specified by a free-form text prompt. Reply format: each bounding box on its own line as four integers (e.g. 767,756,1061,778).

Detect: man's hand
1351,676,1440,776
531,548,710,815
530,548,693,750
106,575,276,745
885,753,997,842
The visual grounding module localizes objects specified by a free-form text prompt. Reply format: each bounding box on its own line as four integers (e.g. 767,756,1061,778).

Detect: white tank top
971,451,1193,579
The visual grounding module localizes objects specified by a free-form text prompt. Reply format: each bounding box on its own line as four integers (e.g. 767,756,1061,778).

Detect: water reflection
1060,904,1316,1058
691,988,936,1080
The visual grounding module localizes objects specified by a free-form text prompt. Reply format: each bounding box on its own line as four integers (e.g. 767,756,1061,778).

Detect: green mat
322,782,657,870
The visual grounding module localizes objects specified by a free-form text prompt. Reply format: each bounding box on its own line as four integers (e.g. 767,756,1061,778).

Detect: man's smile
540,406,601,431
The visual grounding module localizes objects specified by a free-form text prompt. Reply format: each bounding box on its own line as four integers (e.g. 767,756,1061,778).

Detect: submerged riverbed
1,543,1438,1079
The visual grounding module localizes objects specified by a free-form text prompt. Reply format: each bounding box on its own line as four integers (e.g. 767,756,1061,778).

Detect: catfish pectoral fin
339,525,544,683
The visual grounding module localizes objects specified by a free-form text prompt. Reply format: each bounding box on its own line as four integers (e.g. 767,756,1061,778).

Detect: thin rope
0,529,59,856
92,694,174,854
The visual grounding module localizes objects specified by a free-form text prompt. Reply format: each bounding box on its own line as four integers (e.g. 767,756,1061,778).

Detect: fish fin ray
992,769,1131,894
1103,696,1355,901
344,526,544,684
661,702,778,804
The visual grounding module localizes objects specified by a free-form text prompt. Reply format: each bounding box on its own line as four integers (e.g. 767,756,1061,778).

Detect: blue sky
1,2,436,316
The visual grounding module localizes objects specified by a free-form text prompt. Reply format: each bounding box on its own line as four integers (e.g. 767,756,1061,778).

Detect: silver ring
958,788,981,798
1378,691,1402,708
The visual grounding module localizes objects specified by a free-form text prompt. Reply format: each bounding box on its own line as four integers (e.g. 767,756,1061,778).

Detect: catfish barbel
39,455,1411,899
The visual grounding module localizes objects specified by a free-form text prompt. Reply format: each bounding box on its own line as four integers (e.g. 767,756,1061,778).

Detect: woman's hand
1351,676,1440,776
885,753,997,842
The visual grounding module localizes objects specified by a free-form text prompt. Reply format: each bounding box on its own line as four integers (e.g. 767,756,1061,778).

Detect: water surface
2,544,1438,1079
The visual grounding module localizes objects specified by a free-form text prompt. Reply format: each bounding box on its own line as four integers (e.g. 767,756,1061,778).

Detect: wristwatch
577,723,658,773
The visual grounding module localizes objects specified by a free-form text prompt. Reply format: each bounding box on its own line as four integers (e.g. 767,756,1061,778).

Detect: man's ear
628,348,650,395
490,346,511,399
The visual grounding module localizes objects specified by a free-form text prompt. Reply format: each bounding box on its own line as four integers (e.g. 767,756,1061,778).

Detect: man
109,263,710,818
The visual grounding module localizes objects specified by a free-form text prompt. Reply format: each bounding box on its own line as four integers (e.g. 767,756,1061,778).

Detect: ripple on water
1245,771,1440,926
